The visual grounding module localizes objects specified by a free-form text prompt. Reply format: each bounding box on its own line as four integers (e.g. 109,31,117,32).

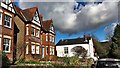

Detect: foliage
2,52,10,66
93,39,109,58
110,24,120,58
25,60,39,64
57,56,93,66
71,46,87,58
69,56,80,65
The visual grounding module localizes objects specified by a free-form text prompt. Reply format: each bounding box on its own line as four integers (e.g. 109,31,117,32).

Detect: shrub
2,52,10,66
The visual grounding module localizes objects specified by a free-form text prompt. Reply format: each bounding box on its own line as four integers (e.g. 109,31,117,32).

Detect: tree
110,24,120,58
93,39,109,58
71,46,87,58
92,34,111,58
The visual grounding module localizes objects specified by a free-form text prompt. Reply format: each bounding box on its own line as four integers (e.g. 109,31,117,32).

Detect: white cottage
56,35,97,60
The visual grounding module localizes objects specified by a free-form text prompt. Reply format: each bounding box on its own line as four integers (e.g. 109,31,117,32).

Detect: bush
2,52,10,66
25,60,39,64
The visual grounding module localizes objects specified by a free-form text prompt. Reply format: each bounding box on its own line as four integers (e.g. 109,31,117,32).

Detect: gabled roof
14,5,41,22
22,6,37,21
42,19,52,31
56,37,91,46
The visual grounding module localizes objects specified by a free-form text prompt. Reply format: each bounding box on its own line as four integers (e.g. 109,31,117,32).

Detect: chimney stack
84,33,87,42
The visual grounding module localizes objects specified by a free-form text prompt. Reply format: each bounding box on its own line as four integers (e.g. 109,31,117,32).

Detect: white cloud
104,22,118,36
18,0,119,34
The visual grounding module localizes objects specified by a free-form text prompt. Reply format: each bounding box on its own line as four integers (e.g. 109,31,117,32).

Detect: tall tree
110,24,120,58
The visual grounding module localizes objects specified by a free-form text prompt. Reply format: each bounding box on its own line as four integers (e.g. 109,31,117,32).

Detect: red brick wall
1,8,15,61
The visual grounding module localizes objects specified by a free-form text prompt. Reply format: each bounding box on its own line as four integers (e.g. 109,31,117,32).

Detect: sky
14,0,119,44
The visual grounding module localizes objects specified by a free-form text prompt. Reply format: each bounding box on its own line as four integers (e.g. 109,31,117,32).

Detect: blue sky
14,1,118,44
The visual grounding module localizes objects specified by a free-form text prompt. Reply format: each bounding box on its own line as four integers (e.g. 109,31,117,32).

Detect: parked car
95,58,120,68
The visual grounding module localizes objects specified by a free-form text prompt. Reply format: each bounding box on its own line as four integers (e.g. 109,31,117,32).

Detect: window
46,33,48,42
4,14,11,28
36,45,39,54
46,46,48,55
64,47,68,54
26,45,28,54
3,38,10,52
36,29,39,37
31,45,35,54
31,27,35,36
50,46,54,55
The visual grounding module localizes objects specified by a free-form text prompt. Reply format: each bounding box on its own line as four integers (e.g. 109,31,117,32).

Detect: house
0,0,15,61
56,34,97,60
14,6,44,61
41,19,56,60
0,0,56,62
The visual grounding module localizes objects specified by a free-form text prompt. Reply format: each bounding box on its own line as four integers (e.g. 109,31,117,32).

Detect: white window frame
26,45,28,54
3,38,11,52
31,45,35,54
64,47,68,54
4,14,11,28
36,45,39,54
46,33,48,42
0,12,2,25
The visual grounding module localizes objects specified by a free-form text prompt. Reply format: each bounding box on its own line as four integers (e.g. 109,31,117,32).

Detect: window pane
3,38,10,52
64,47,68,54
36,46,39,54
36,29,39,37
31,27,34,36
31,45,35,54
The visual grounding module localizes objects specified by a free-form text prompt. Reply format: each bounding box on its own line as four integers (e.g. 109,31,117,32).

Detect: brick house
0,0,15,61
0,0,56,62
41,19,56,60
14,6,42,61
